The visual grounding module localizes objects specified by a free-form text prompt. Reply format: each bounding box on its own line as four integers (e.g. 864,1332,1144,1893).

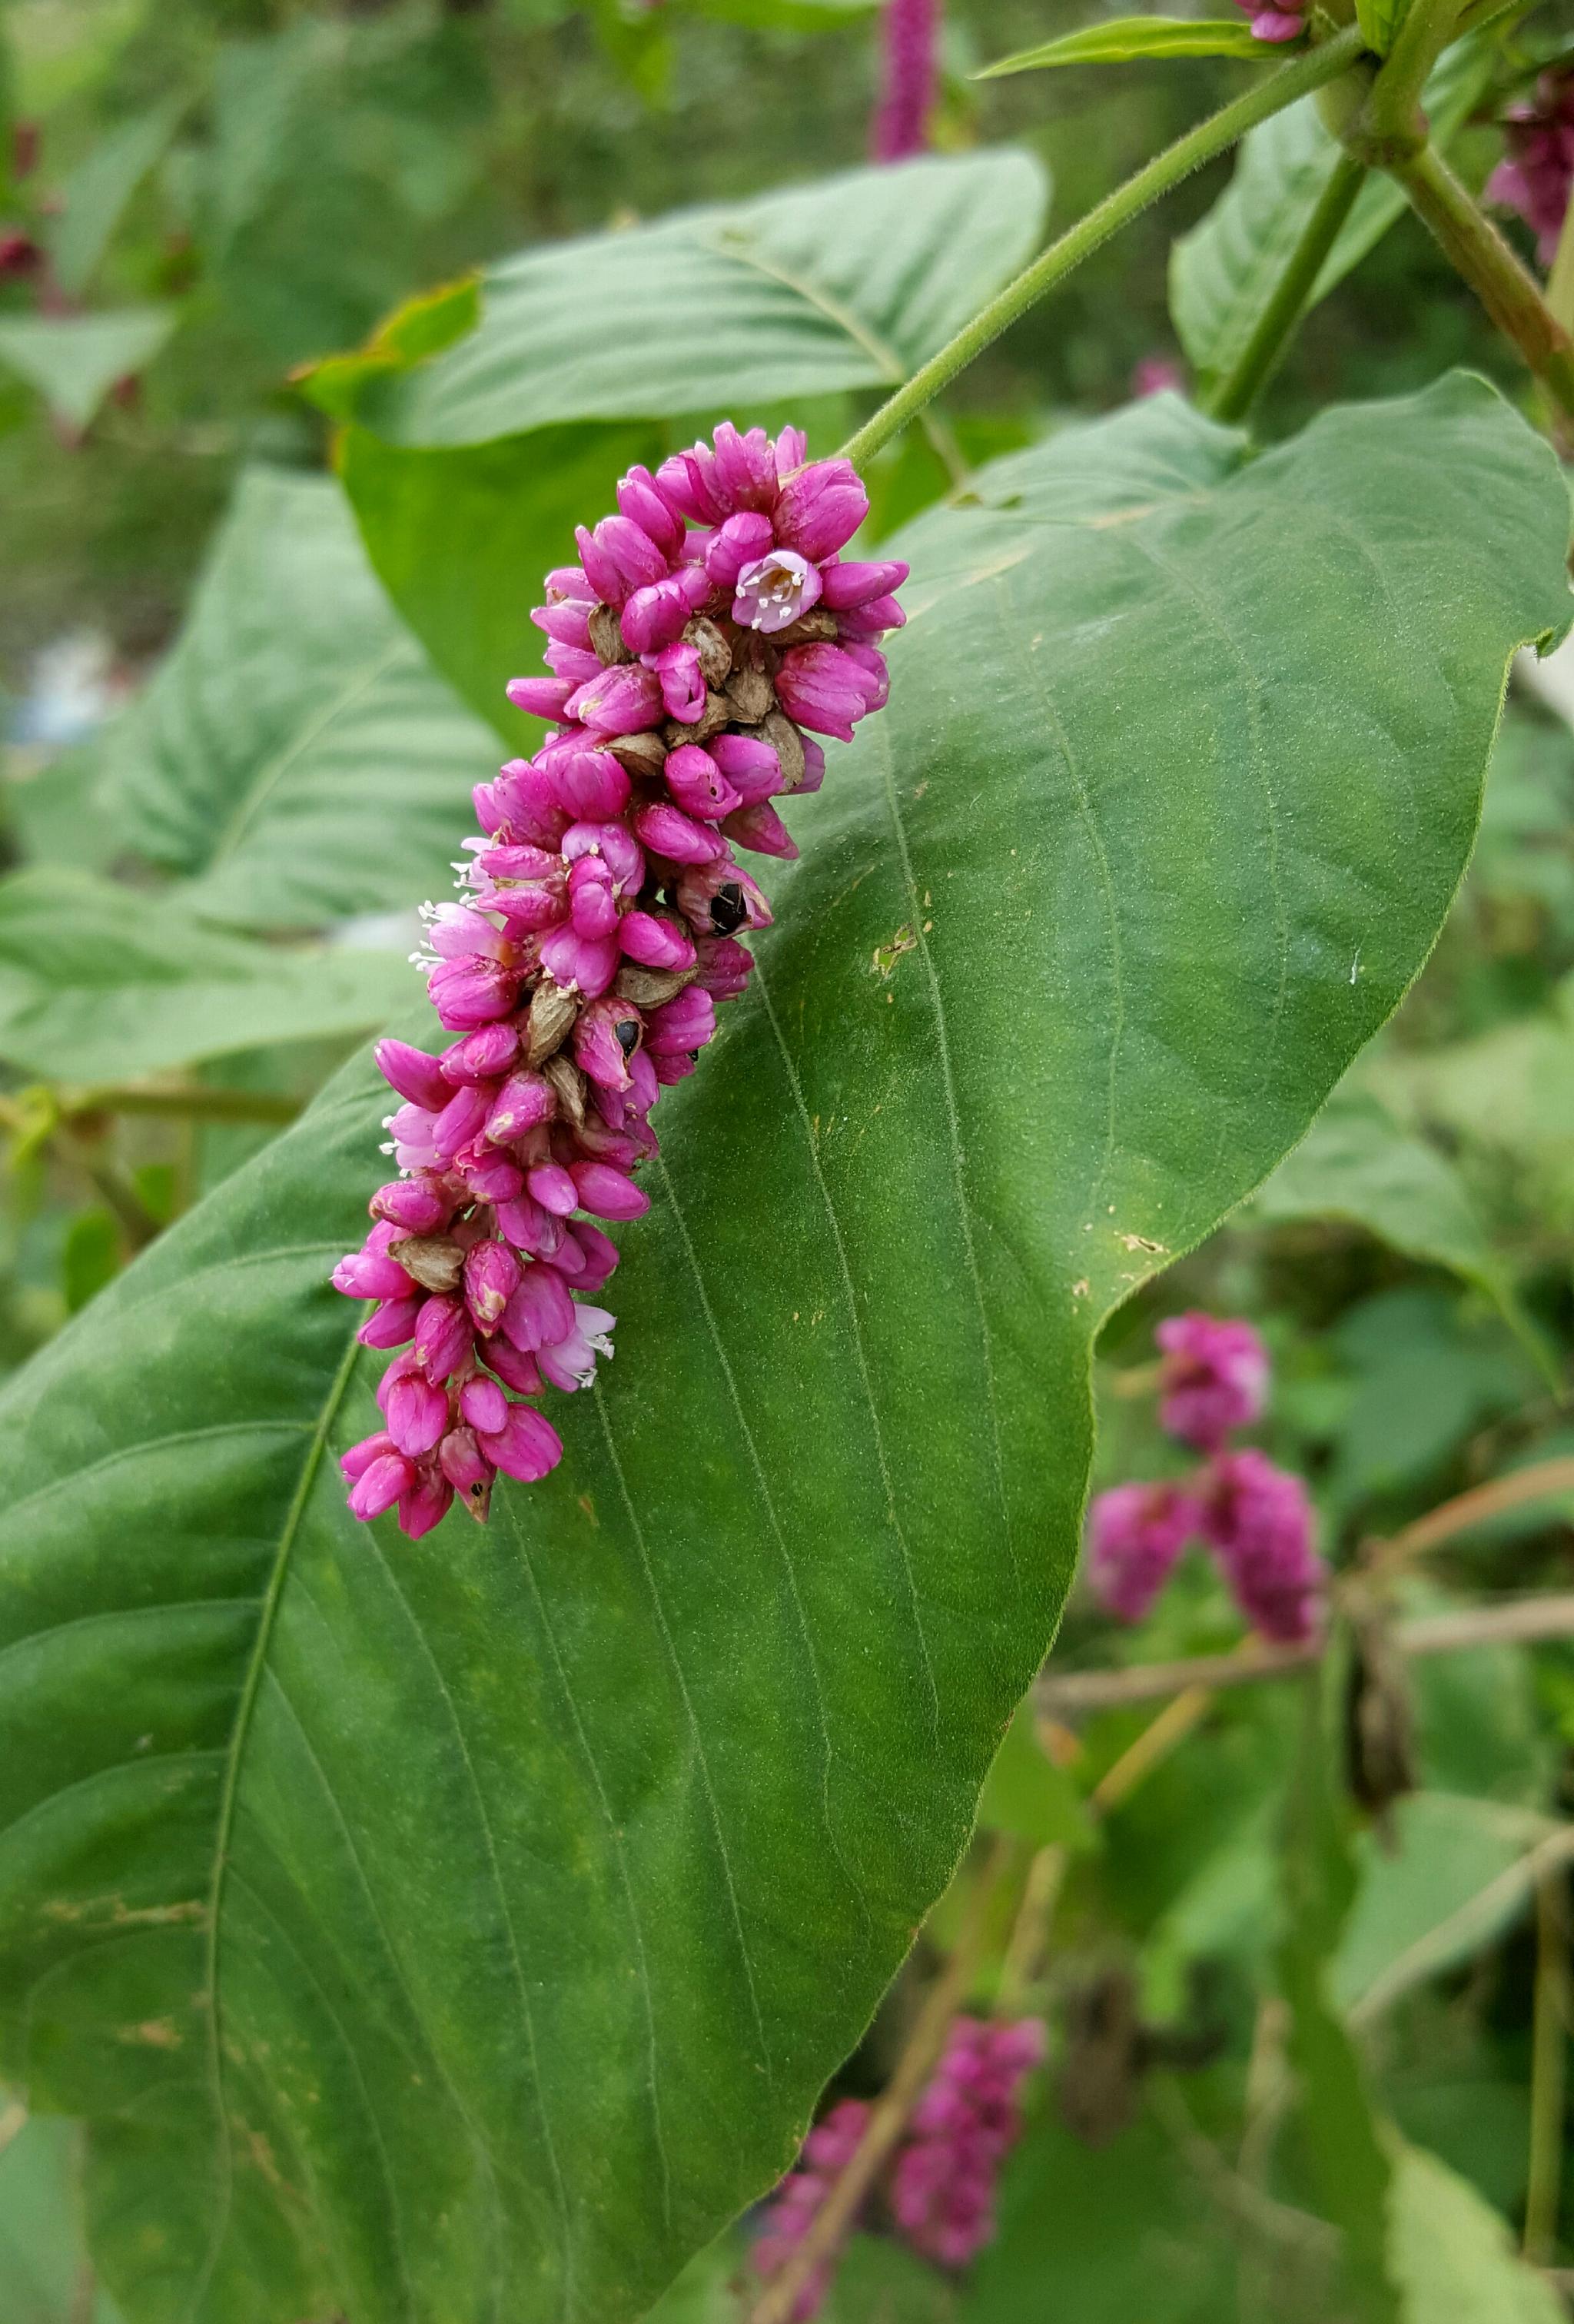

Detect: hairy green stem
838,23,1366,469
1352,0,1460,156
1386,145,1574,417
1207,151,1369,421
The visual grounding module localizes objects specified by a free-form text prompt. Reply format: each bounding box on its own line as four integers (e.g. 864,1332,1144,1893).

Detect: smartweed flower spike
1487,68,1574,266
1155,1309,1270,1451
333,426,907,1538
871,0,941,162
1088,1480,1200,1622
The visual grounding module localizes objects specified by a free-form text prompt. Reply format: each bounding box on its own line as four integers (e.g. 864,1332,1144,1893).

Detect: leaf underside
0,377,1566,2324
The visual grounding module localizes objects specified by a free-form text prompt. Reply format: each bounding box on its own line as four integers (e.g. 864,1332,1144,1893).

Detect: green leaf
1170,32,1494,385
1356,0,1406,56
0,869,411,1079
1388,2145,1564,2324
96,467,500,931
0,377,1565,2323
1251,1086,1549,1371
976,18,1274,75
0,308,176,431
0,2106,125,2324
963,2106,1240,2320
48,96,186,298
335,151,1050,447
1277,1670,1400,2324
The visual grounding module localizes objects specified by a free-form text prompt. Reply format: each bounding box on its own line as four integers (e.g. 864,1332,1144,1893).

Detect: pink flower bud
480,1400,564,1483
505,676,575,720
565,663,664,735
380,1358,450,1455
370,1179,453,1234
569,1161,649,1220
545,742,632,821
340,1430,399,1482
562,819,643,889
665,743,742,820
704,510,775,591
427,956,518,1029
397,1469,454,1540
359,1295,421,1349
537,924,621,997
773,458,868,560
441,1022,520,1084
617,909,696,969
563,1223,619,1293
644,987,716,1054
819,558,910,609
502,1262,576,1352
649,639,706,724
348,1451,415,1522
574,996,644,1091
568,853,619,939
486,1071,557,1144
413,1294,472,1384
464,1240,521,1333
483,1339,544,1395
440,1426,496,1511
710,730,782,805
711,421,780,510
617,464,686,557
374,1037,449,1112
460,1375,510,1434
527,1162,581,1217
633,800,727,865
722,801,798,859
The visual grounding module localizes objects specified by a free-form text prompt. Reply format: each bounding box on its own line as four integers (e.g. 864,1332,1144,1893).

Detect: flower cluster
332,424,906,1538
1487,68,1574,267
752,2017,1044,2314
1234,0,1307,43
1087,1312,1324,1643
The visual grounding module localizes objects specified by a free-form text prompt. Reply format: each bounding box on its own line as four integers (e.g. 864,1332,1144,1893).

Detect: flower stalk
838,23,1366,470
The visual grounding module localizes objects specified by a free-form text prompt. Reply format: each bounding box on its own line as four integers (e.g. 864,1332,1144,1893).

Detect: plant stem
61,1082,302,1127
1382,145,1574,417
748,1834,1014,2324
838,24,1367,469
1523,1867,1569,2263
1039,1590,1574,1715
1369,1455,1574,1574
1207,152,1369,421
1548,194,1574,337
1353,0,1460,155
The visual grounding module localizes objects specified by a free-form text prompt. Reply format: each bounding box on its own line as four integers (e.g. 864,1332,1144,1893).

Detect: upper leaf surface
100,467,499,932
0,378,1564,2324
347,152,1049,447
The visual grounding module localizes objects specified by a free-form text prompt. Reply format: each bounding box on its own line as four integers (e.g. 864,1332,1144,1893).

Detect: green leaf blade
977,18,1274,75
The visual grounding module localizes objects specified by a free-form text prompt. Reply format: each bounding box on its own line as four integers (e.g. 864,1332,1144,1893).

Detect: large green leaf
334,151,1049,447
0,869,411,1079
1170,34,1494,387
0,377,1565,2324
98,466,500,932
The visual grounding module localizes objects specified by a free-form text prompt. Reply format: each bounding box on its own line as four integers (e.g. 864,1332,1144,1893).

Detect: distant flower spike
1155,1309,1270,1451
333,426,907,1536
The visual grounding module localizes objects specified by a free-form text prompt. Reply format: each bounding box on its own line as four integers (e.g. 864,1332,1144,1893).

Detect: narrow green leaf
0,379,1565,2324
48,96,186,298
1170,32,1494,384
977,18,1274,75
0,869,411,1079
0,308,176,431
95,467,500,931
343,151,1050,448
1388,2145,1565,2323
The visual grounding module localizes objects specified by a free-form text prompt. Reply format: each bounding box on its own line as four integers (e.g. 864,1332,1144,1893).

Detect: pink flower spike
1155,1312,1270,1450
1087,1481,1197,1623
